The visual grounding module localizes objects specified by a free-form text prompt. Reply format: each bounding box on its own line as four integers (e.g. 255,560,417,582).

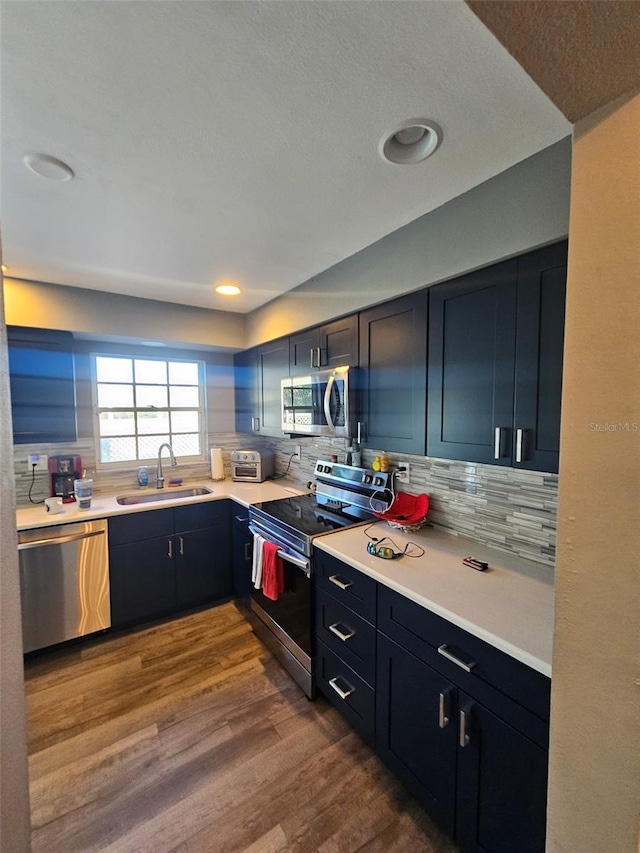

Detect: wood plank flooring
25,603,459,853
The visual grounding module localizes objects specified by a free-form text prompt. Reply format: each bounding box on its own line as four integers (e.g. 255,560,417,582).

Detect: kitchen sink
116,487,214,505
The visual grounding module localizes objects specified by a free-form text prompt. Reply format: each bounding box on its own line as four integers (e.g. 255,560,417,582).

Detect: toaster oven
230,449,274,482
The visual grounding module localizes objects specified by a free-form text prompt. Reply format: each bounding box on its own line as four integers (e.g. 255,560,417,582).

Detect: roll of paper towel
210,447,224,481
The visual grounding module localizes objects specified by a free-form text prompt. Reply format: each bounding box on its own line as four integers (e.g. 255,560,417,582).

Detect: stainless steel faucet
156,442,177,489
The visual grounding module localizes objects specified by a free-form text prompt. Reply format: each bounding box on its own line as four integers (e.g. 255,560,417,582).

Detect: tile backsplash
14,432,557,569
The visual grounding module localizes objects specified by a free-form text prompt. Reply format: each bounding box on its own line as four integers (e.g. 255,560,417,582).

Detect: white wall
0,274,32,852
3,277,245,351
246,138,571,346
547,92,640,853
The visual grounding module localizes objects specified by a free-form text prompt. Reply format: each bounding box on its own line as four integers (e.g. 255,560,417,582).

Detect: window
92,354,206,466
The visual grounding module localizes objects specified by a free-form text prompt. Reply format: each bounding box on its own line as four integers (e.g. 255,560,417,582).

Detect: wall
547,92,640,853
0,275,32,852
246,137,571,346
246,434,558,569
3,277,245,351
13,339,238,505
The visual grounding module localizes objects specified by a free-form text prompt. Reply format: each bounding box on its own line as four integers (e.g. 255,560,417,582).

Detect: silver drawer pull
515,428,524,463
459,708,471,747
328,676,354,700
329,574,353,590
329,622,355,642
438,644,476,672
438,690,451,729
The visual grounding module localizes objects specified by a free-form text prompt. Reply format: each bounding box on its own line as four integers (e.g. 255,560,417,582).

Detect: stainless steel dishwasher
18,519,110,653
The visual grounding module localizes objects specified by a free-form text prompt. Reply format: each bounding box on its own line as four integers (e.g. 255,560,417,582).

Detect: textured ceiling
1,1,569,313
467,1,640,123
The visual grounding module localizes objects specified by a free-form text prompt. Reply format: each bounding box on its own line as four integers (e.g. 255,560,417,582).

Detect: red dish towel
261,541,285,601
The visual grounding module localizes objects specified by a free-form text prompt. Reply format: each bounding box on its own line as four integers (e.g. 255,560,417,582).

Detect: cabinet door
257,337,289,436
110,536,176,628
175,525,232,610
514,242,567,474
319,314,358,369
234,348,259,434
289,327,320,375
456,693,548,853
427,260,517,465
232,509,253,609
376,634,457,834
7,326,77,444
358,292,427,455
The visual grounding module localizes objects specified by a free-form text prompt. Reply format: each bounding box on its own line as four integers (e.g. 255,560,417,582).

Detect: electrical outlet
294,444,302,461
395,461,410,482
27,454,48,472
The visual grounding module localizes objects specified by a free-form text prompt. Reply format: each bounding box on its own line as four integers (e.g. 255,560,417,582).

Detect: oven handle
248,524,311,578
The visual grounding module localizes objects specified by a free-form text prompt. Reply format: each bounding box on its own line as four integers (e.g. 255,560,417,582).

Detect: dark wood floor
25,603,459,853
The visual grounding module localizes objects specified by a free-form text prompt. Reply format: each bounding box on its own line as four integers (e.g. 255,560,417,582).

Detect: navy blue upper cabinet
234,338,289,437
427,241,567,473
289,314,358,375
7,326,78,444
358,292,428,455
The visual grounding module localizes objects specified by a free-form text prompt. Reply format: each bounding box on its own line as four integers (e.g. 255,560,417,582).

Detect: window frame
90,352,207,470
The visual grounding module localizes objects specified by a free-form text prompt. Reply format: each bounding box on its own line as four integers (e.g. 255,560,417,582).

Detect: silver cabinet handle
168,538,173,559
328,676,354,700
329,574,353,590
515,428,524,463
235,515,248,523
357,421,367,444
251,417,260,431
438,690,451,729
329,622,355,642
438,644,476,672
310,348,316,368
459,708,471,747
494,426,502,459
178,536,184,556
244,542,251,560
316,347,322,368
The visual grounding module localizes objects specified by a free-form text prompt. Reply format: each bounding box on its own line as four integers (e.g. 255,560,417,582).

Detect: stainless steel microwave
281,366,352,438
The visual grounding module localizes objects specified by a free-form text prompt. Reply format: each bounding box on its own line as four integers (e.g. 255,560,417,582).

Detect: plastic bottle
380,451,389,473
138,466,149,488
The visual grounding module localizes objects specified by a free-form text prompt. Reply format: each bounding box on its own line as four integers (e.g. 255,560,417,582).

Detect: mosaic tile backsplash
14,432,557,569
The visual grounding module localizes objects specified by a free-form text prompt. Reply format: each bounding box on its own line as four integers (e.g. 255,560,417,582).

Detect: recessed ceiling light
24,153,75,181
379,119,442,166
139,340,166,347
215,284,242,296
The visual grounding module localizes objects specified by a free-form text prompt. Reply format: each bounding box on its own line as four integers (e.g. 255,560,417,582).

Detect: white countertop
314,522,554,677
15,478,307,531
16,481,554,677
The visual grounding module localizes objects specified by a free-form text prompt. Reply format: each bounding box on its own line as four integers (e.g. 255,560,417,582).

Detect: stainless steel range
247,460,391,697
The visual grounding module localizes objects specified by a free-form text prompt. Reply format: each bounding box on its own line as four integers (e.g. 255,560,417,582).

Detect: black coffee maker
49,455,82,503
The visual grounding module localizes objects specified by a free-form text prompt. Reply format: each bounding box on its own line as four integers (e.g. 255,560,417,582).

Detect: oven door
248,523,313,696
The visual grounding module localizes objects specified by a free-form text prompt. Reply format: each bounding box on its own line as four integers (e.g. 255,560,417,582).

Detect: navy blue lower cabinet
376,633,458,835
110,535,176,629
175,524,232,611
316,640,375,747
455,692,548,853
231,510,253,610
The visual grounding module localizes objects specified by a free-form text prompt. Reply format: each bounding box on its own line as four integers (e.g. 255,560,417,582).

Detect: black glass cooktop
253,493,366,537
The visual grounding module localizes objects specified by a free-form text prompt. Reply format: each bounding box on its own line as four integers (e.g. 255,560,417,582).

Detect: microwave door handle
324,373,336,430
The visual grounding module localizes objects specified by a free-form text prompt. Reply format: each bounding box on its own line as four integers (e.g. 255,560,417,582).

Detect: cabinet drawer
315,589,376,686
174,499,229,533
315,551,377,623
316,640,375,747
378,585,550,723
109,508,174,546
